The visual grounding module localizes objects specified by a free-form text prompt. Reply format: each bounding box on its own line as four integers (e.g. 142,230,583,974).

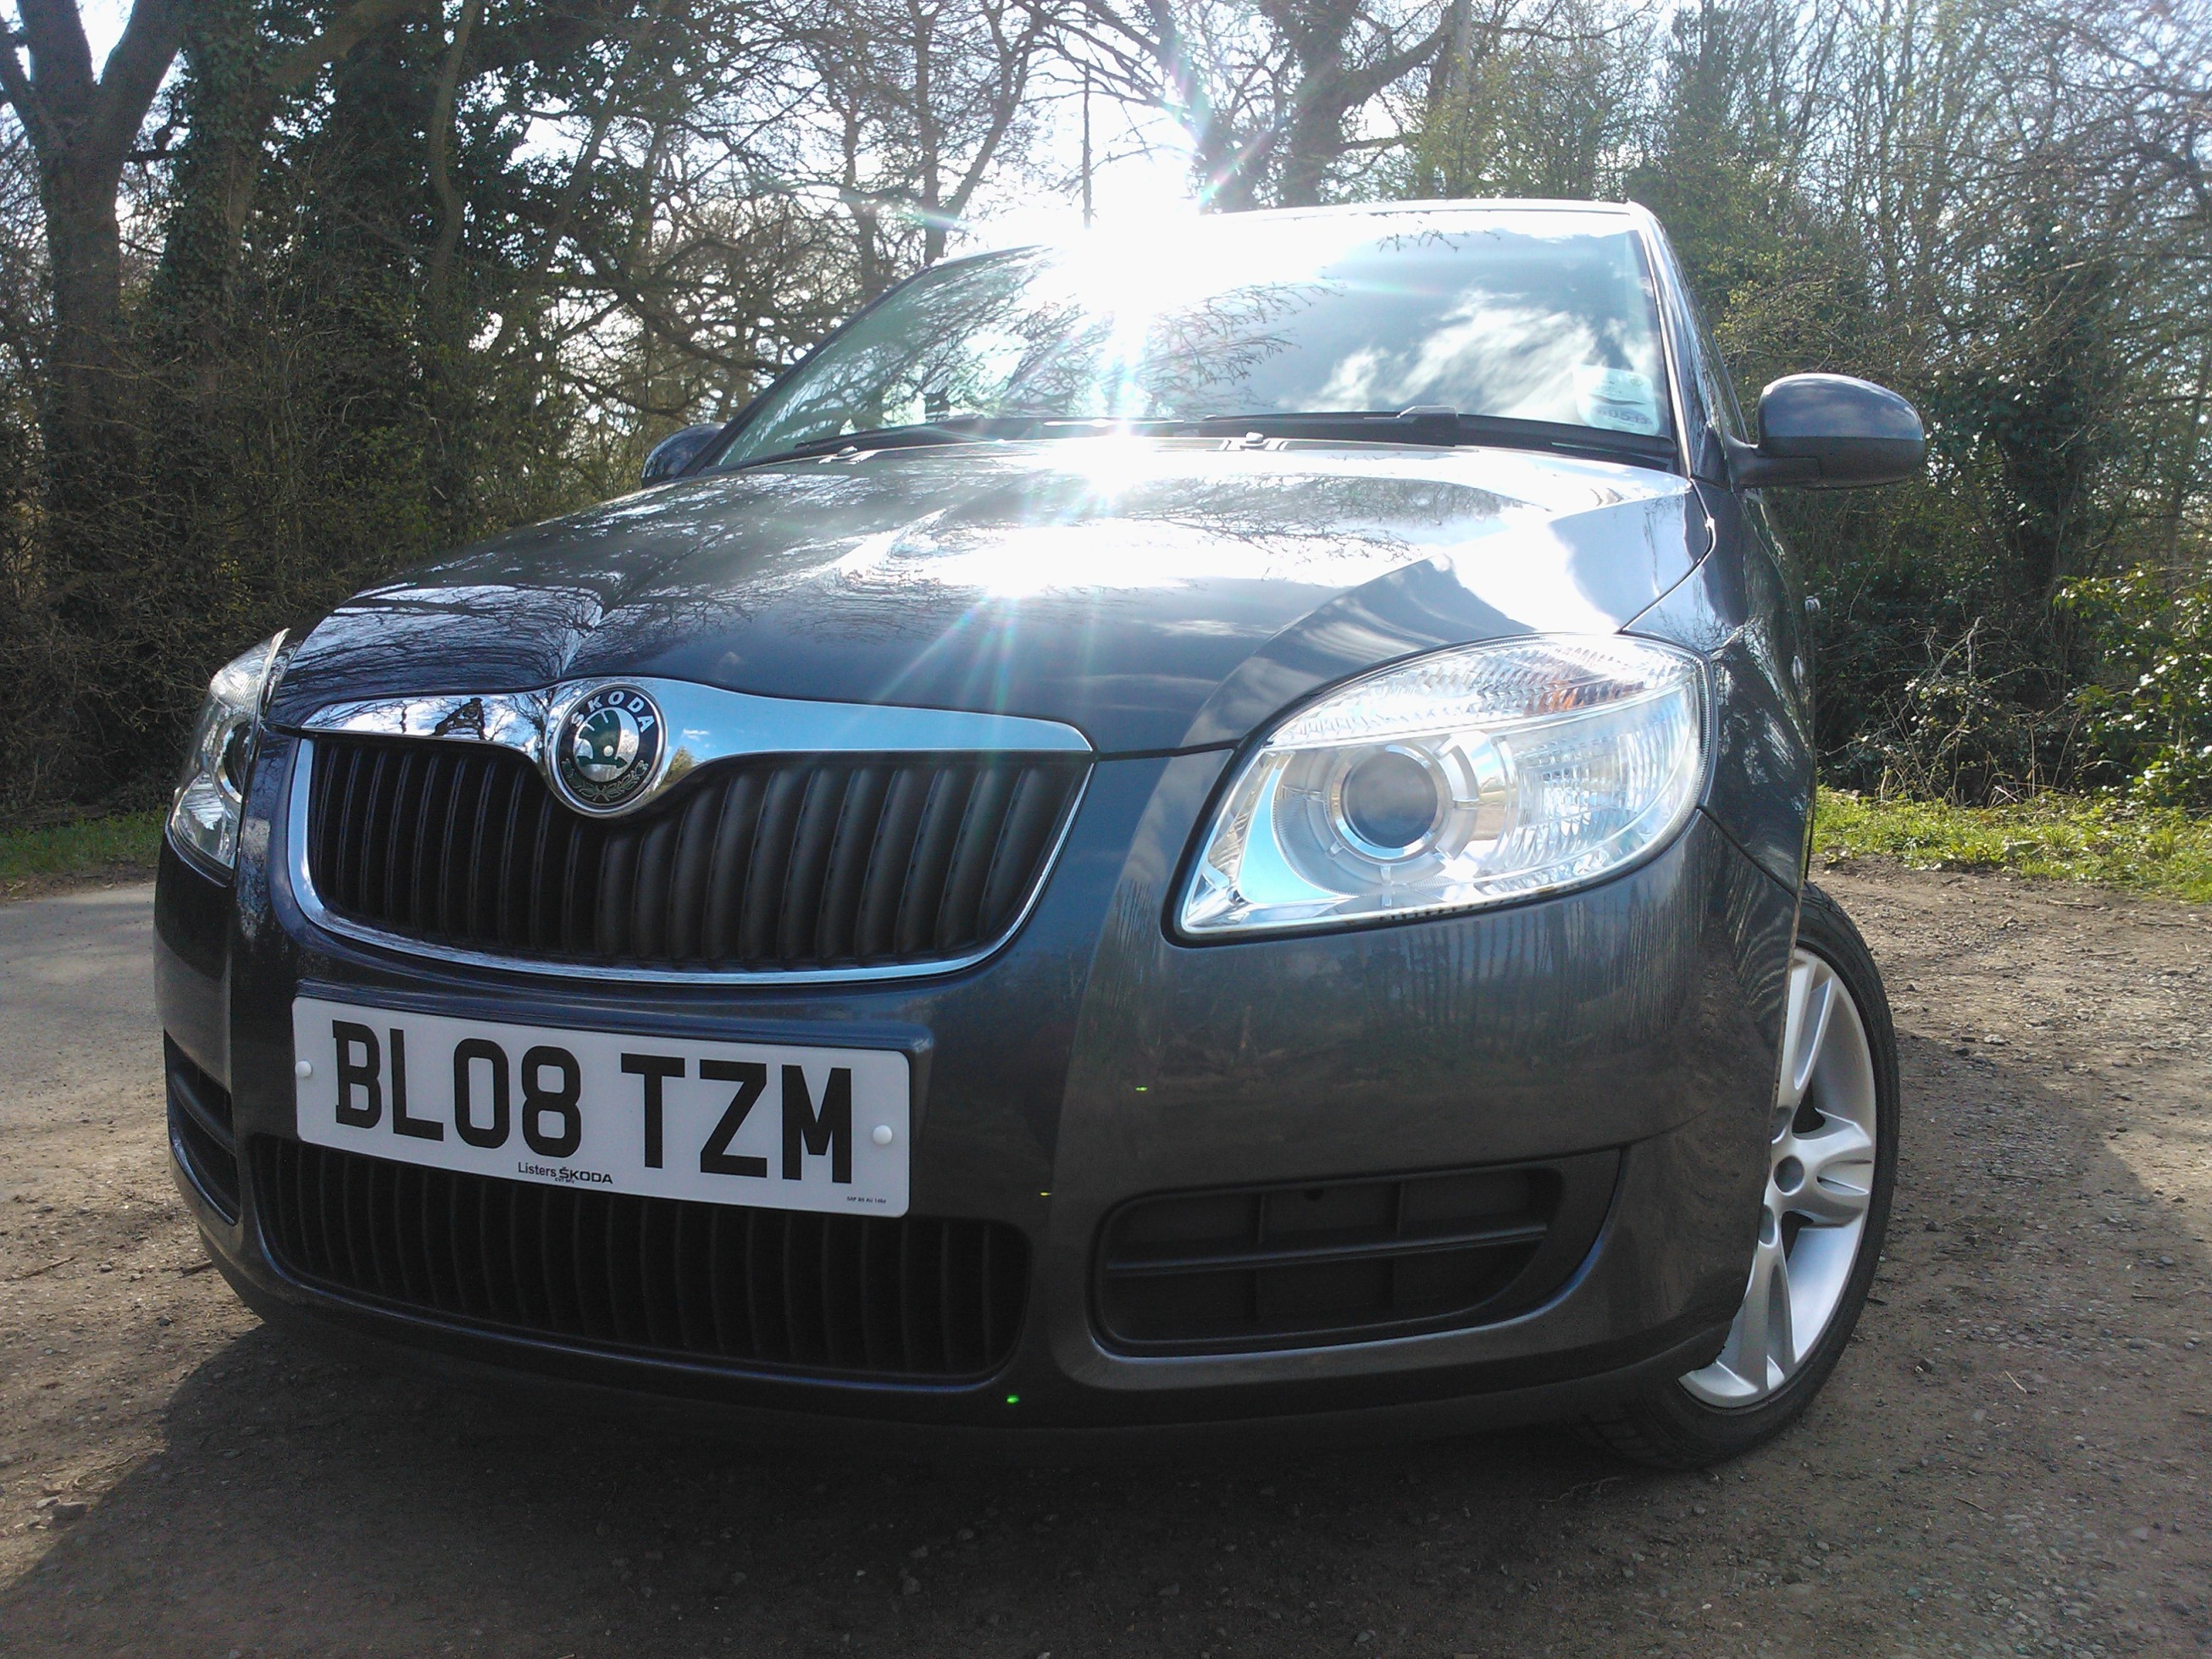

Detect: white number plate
291,998,910,1215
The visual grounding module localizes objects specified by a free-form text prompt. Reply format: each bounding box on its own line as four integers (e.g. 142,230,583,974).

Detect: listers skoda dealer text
157,201,1921,1463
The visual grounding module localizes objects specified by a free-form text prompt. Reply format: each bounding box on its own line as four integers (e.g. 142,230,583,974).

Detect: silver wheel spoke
1784,1118,1876,1225
1683,941,1882,1410
1742,1232,1793,1384
1779,963,1837,1112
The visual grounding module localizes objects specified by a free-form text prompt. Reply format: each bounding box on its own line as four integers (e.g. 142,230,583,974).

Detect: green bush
2062,563,2212,812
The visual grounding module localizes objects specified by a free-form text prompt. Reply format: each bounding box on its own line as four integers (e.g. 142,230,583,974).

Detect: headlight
167,632,287,876
1177,635,1707,936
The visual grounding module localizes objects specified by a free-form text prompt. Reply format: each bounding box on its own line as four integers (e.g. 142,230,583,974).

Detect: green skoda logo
552,685,663,813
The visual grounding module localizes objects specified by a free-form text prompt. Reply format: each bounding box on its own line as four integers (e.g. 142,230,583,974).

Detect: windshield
717,208,1675,468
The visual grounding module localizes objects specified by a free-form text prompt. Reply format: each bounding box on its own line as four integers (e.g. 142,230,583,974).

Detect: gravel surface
1,864,2208,1657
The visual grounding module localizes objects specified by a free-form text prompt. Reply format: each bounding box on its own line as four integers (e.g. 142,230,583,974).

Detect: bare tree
775,0,1055,292
1059,0,1455,208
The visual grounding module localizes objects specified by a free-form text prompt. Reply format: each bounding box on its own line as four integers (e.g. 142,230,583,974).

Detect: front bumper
157,736,1797,1434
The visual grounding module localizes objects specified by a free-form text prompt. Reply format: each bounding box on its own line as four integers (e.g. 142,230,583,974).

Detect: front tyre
1589,882,1899,1468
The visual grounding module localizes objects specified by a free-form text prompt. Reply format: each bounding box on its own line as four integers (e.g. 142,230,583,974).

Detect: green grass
0,810,164,884
1814,786,2212,904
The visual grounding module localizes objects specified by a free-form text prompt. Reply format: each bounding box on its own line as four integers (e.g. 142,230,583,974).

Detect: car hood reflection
267,437,1710,753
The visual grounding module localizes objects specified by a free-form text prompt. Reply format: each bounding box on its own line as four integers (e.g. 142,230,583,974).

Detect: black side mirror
640,423,726,486
1723,374,1925,489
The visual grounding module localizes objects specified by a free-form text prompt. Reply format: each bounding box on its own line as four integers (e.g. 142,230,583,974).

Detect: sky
76,0,127,62
968,87,1205,250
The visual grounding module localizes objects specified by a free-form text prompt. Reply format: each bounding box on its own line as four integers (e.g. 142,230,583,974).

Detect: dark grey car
157,201,1918,1464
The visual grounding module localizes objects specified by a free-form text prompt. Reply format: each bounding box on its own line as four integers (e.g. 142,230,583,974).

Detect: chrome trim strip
282,735,1092,986
297,676,1091,820
300,689,548,756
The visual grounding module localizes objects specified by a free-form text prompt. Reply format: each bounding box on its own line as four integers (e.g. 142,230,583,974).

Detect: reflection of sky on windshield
1315,299,1598,422
725,206,1671,463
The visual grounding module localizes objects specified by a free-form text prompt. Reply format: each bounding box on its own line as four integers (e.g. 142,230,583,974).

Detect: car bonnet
265,438,1710,754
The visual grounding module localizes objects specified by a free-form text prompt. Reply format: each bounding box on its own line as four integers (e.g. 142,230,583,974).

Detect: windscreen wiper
1177,408,1678,466
733,407,1677,472
729,415,1128,469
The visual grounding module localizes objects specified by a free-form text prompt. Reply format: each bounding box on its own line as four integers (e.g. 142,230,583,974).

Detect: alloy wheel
1683,945,1882,1407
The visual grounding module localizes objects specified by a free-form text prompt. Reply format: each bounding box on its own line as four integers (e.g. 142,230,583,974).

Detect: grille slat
779,768,849,963
897,770,973,957
359,1158,393,1299
630,813,679,959
417,1164,456,1312
664,786,720,961
306,737,1084,974
355,749,391,915
783,1212,817,1365
253,1140,1029,1381
672,1204,713,1353
935,766,1012,951
980,766,1068,937
816,765,889,963
383,750,418,926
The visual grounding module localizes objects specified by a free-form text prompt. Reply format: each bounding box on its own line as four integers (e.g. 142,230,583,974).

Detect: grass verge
1814,787,2212,904
0,810,164,891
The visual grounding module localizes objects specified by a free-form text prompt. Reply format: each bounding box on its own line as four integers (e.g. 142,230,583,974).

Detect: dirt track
2,863,2208,1657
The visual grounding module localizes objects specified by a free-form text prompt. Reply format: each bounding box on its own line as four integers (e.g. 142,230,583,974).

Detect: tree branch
0,31,55,151
424,0,483,314
14,0,93,118
86,0,180,166
269,0,434,95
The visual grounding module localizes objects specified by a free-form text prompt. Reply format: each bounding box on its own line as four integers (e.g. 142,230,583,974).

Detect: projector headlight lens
1177,635,1708,936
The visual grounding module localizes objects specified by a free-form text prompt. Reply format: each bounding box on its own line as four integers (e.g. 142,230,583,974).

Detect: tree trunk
147,0,276,400
151,0,432,399
39,152,131,526
0,0,179,786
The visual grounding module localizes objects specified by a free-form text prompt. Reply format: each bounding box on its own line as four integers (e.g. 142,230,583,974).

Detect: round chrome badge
552,685,665,813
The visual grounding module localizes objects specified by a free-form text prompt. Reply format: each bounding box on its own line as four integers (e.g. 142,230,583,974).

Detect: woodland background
0,0,2209,820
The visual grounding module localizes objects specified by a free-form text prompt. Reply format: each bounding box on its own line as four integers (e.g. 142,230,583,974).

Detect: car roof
1205,198,1647,225
973,199,1657,261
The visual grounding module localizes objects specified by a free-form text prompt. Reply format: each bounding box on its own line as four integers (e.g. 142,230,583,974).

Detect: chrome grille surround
281,679,1092,985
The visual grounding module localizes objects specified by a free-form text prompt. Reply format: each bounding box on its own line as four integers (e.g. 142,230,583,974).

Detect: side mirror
640,423,726,486
1723,374,1925,490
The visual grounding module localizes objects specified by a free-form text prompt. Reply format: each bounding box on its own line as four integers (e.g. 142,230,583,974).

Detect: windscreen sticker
1575,365,1663,436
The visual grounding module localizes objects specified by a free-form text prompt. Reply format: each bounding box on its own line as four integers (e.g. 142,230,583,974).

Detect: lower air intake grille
1094,1153,1618,1354
166,1036,239,1221
252,1140,1028,1380
303,736,1086,974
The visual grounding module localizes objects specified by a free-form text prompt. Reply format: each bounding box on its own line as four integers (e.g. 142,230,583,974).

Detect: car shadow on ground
5,1323,1642,1656
4,1023,2209,1658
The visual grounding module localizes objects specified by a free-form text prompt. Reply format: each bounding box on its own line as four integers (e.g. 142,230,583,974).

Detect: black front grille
303,736,1086,973
166,1036,239,1220
252,1140,1029,1380
1094,1153,1618,1354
